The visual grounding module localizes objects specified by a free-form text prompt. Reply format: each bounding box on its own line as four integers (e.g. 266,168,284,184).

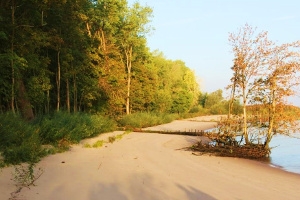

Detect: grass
0,112,117,166
92,140,105,148
0,109,221,166
35,111,116,145
117,112,178,129
83,131,132,148
83,143,92,148
0,113,44,165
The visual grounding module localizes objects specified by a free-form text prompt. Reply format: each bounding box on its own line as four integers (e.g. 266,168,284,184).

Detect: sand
1,115,300,200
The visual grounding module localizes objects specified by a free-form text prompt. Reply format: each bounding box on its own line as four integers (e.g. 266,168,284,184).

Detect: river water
269,133,300,174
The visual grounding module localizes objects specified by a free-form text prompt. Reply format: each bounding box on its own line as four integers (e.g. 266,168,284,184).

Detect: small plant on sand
115,134,123,140
13,163,44,187
92,140,105,148
10,163,44,199
83,143,92,148
108,136,116,143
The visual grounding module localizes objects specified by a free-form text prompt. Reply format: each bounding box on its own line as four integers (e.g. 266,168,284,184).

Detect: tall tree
118,2,152,114
87,0,127,115
253,41,300,149
228,24,273,144
0,0,53,119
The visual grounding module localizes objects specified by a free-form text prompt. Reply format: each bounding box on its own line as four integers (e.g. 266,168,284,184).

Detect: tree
0,0,53,120
229,24,300,151
117,2,152,114
253,41,300,149
228,24,273,144
205,89,223,108
0,0,200,118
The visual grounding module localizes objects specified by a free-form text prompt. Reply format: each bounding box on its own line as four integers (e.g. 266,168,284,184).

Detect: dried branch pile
190,139,270,160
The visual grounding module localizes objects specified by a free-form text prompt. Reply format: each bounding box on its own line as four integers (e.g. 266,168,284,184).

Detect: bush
0,112,117,165
118,112,177,128
0,113,44,165
36,112,116,145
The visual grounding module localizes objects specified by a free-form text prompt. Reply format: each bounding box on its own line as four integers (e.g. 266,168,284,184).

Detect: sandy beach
1,115,300,200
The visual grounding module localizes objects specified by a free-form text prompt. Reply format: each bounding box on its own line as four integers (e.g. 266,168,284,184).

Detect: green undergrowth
0,113,44,165
117,112,178,129
34,111,116,145
0,110,218,166
0,112,116,166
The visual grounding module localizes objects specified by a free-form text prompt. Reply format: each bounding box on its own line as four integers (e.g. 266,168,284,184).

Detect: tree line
0,0,200,120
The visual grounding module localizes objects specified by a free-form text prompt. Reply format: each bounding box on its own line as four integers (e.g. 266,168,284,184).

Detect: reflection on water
269,133,300,174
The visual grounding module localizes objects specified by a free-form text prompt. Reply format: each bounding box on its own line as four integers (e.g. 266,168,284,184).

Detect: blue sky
128,0,300,105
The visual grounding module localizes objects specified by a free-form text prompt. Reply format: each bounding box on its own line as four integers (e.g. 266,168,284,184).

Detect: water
205,128,300,174
269,133,300,174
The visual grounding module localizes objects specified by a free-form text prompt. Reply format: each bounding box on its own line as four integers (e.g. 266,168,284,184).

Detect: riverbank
1,115,300,200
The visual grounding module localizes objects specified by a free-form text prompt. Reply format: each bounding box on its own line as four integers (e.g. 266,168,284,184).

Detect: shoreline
1,115,300,200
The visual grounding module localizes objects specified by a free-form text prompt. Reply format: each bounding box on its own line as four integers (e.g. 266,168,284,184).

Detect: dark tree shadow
89,174,217,200
90,183,128,200
177,184,217,200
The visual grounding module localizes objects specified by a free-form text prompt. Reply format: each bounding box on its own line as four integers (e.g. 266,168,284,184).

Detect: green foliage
118,112,177,128
83,143,92,148
0,112,117,165
92,140,105,148
0,113,44,165
36,112,116,144
0,1,200,117
204,89,223,109
209,103,227,115
195,89,242,115
13,163,44,188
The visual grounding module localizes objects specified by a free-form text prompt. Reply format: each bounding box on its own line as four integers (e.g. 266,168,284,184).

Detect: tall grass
36,112,117,144
0,113,43,165
0,112,116,165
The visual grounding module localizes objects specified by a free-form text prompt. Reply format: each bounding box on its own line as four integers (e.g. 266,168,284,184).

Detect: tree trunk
265,83,276,149
56,50,61,111
125,46,132,115
11,0,15,113
17,79,34,121
228,78,237,118
242,88,249,144
46,90,50,114
73,74,77,112
66,78,70,112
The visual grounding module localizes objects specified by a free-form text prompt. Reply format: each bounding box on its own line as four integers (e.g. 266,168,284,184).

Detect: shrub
118,112,177,128
36,112,116,145
0,112,117,165
0,113,44,165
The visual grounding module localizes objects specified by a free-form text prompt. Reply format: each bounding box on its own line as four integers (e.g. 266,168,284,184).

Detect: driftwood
123,127,270,160
190,141,270,160
132,128,206,136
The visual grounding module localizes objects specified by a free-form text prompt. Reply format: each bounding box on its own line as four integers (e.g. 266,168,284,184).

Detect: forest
1,0,300,169
0,0,202,118
1,0,238,166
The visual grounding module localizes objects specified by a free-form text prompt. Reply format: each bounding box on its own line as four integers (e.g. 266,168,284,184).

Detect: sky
128,0,300,105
